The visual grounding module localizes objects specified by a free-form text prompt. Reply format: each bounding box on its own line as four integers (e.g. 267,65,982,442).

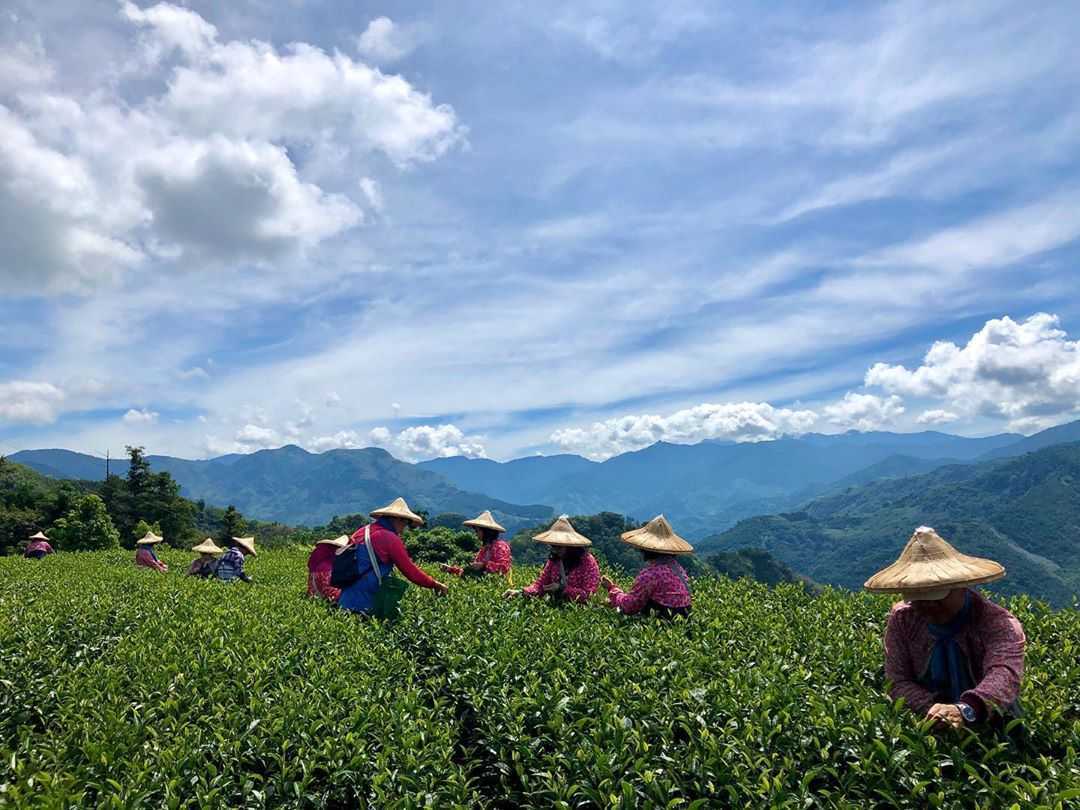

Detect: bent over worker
864,526,1025,729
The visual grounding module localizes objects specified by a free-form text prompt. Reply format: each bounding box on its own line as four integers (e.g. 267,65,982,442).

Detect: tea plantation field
2,549,1079,808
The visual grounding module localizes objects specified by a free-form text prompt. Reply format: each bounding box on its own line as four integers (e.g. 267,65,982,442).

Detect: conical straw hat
29,531,49,541
136,531,164,546
620,515,693,555
232,536,257,556
863,526,1004,597
317,534,350,548
370,497,424,526
191,538,223,555
463,511,506,534
534,515,591,547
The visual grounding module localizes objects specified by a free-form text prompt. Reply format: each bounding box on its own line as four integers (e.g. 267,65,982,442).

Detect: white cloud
178,366,209,380
307,430,365,452
234,423,280,447
916,409,958,426
122,408,159,425
325,391,342,407
355,17,424,65
865,313,1080,430
551,401,818,460
0,381,66,425
823,392,905,431
368,423,487,462
359,177,384,213
859,192,1080,273
0,2,463,293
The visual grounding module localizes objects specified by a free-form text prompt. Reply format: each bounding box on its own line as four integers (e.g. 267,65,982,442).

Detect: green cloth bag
363,533,408,620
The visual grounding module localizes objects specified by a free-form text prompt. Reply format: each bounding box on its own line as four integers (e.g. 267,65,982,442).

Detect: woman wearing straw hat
187,538,223,578
337,497,449,616
216,536,257,583
134,532,168,572
864,526,1026,729
504,516,599,603
601,515,692,619
307,535,348,601
441,511,512,579
24,531,54,559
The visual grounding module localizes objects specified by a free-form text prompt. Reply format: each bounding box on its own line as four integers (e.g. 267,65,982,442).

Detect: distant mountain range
10,420,1080,544
9,446,552,532
423,428,1039,536
701,441,1080,606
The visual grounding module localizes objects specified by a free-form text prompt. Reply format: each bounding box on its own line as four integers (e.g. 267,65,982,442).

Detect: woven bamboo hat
620,515,694,555
463,511,506,534
534,515,592,547
317,534,350,548
232,536,258,556
370,497,424,526
192,538,223,555
864,526,1004,600
29,531,49,541
136,531,164,546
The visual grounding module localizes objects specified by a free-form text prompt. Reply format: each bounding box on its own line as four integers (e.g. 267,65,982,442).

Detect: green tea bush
1,549,1078,808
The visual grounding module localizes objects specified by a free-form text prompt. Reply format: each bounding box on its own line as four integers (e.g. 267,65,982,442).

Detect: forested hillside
704,442,1080,605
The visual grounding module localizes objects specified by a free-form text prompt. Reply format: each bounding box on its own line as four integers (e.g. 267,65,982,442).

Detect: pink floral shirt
608,559,691,614
523,553,600,603
884,589,1025,717
135,546,167,572
473,540,512,574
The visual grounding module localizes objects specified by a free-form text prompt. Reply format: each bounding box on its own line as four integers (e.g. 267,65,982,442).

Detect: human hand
469,562,484,571
438,563,453,572
543,582,562,593
502,589,521,599
926,703,964,729
433,581,449,596
601,575,615,590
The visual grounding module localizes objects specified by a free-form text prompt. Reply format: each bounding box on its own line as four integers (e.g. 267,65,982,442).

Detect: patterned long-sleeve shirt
24,541,53,558
472,540,512,574
883,589,1025,718
215,547,251,583
607,559,691,614
523,553,600,603
135,546,168,572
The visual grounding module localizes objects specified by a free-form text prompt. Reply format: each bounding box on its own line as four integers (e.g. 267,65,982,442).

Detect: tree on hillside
100,448,195,547
402,525,479,565
218,505,246,544
49,494,120,551
133,519,163,539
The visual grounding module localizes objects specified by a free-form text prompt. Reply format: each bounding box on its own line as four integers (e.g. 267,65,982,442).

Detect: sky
1,0,1079,463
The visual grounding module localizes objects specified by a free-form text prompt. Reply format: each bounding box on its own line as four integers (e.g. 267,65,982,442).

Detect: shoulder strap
363,525,382,584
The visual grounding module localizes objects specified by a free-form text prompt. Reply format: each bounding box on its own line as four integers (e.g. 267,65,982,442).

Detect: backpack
331,540,361,589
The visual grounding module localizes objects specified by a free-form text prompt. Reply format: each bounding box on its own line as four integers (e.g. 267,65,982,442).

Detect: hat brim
370,509,424,526
619,531,694,555
233,537,257,556
463,519,507,534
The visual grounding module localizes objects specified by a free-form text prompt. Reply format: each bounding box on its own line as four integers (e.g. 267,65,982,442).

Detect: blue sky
1,0,1079,462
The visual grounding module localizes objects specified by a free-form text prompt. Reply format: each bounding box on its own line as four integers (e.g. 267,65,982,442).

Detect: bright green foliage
132,519,162,540
47,494,120,551
1,550,1079,807
402,525,480,565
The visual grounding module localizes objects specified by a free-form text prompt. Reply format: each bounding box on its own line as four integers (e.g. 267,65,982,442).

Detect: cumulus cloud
355,17,424,64
550,401,818,460
916,409,958,426
122,408,159,425
234,424,280,447
368,423,487,461
178,366,209,381
0,381,66,425
823,392,905,431
865,313,1080,431
0,2,463,292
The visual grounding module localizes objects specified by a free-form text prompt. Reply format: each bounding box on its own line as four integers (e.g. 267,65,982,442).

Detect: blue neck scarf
924,590,975,702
